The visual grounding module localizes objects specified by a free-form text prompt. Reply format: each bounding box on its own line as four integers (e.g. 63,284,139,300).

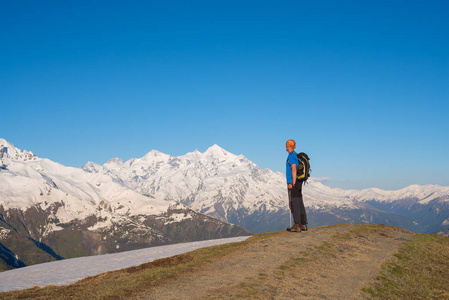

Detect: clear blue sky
1,0,448,190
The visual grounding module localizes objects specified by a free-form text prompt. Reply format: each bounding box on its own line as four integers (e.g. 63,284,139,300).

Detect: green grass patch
363,233,449,299
312,241,337,256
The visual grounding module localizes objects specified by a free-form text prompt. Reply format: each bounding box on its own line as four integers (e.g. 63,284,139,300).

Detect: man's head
286,139,296,152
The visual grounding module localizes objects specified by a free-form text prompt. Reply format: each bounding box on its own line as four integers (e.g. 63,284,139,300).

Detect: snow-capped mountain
84,145,287,221
83,144,449,235
0,139,250,271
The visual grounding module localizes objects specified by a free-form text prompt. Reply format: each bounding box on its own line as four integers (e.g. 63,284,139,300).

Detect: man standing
286,139,308,232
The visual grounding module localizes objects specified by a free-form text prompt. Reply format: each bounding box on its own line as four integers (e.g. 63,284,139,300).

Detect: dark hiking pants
288,183,308,225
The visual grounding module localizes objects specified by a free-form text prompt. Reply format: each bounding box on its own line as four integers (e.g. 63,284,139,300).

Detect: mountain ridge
0,138,250,271
79,142,449,234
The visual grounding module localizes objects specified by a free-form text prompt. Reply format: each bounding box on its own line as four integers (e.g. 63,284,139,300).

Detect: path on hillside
141,224,415,299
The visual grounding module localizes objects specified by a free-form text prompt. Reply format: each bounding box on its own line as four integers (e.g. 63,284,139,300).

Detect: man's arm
288,164,297,189
292,164,297,186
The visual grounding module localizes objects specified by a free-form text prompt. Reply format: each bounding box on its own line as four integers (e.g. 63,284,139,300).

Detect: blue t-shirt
286,151,298,184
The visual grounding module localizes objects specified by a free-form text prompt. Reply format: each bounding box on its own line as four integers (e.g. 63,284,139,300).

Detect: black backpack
296,152,311,183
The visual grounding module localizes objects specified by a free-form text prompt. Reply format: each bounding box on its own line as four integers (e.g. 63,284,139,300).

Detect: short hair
286,139,296,149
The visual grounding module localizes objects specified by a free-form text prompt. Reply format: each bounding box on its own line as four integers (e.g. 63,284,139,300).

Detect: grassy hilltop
1,224,448,299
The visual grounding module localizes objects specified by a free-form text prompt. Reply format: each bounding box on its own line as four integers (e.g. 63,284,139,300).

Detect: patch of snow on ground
165,212,193,224
0,228,10,240
0,236,250,293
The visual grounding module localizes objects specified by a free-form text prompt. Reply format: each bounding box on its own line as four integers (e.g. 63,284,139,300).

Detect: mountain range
1,138,448,270
0,139,249,271
82,143,449,235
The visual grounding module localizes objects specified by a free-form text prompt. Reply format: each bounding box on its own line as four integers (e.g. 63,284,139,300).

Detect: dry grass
2,225,448,299
201,224,407,299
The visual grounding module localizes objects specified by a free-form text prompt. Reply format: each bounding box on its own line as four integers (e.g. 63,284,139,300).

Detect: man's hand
288,183,293,189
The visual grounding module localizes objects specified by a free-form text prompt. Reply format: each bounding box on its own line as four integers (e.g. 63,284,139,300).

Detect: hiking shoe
301,225,308,231
287,223,301,232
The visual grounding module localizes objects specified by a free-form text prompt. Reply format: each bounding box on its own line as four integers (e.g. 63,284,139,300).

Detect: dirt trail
141,224,415,299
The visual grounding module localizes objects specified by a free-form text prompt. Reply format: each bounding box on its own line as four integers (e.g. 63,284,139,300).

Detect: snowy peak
138,149,171,164
103,157,124,170
181,149,202,162
0,138,36,164
82,161,104,173
106,157,124,165
145,149,166,157
204,144,233,159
